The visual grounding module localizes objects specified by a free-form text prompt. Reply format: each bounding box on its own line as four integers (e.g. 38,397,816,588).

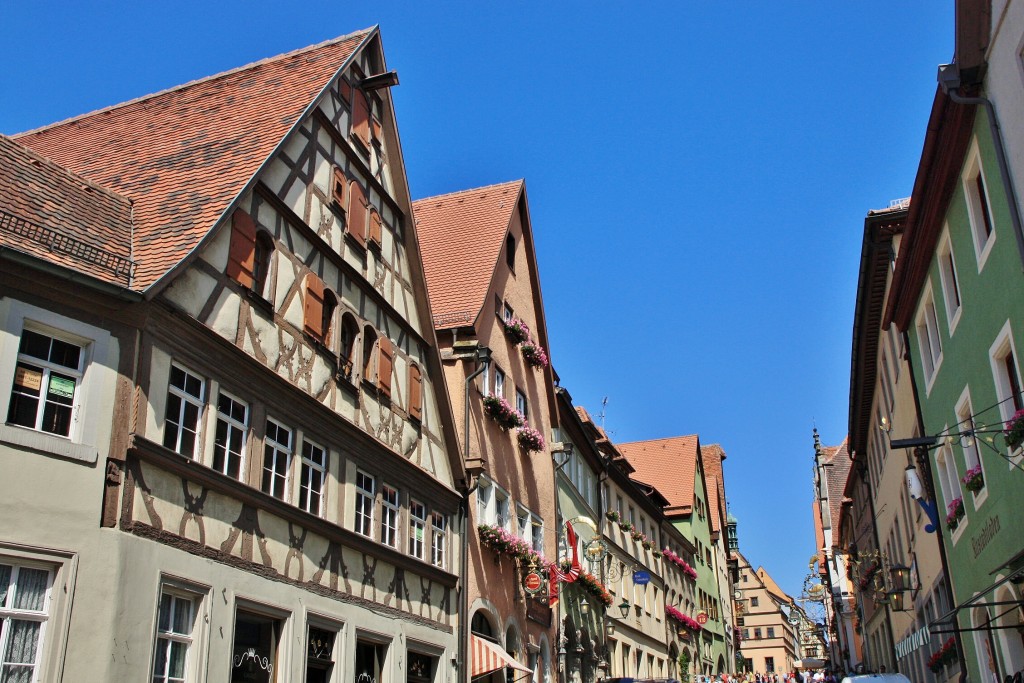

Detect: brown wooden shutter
408,363,422,421
339,79,352,104
352,89,371,148
304,275,326,339
348,181,367,247
371,117,383,143
369,209,383,248
227,209,257,288
377,336,394,398
332,167,347,207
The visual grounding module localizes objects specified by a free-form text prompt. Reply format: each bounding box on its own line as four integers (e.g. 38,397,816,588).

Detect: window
231,610,281,683
262,419,292,501
376,336,394,399
476,478,492,524
517,506,544,555
991,324,1023,453
348,180,368,246
355,639,386,683
765,656,775,673
410,500,426,560
299,439,327,516
767,627,775,638
963,143,996,266
935,445,963,512
306,625,337,683
227,209,260,291
937,233,962,331
7,329,82,438
480,361,490,398
355,470,375,537
494,367,505,399
303,275,333,345
431,512,447,568
915,288,943,386
381,485,399,548
503,302,514,322
0,562,52,682
351,88,372,150
751,596,759,608
495,489,510,530
754,628,762,639
505,233,515,270
163,364,205,459
955,391,983,487
213,391,248,480
516,389,528,421
153,589,198,683
408,363,423,422
339,314,359,383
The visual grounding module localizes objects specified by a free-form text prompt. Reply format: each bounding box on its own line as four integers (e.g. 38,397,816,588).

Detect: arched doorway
473,610,502,683
994,584,1024,676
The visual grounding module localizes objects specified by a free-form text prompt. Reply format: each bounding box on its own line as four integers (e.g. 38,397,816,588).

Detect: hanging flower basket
605,510,621,523
517,425,546,452
946,497,965,531
483,396,524,430
501,317,531,344
520,340,549,369
961,466,984,493
1005,408,1024,450
652,549,663,558
619,521,634,533
631,530,644,542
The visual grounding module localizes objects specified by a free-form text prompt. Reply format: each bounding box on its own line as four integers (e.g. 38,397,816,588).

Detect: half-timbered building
3,27,464,683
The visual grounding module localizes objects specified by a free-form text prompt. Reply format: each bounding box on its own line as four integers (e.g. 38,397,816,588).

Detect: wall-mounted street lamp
580,598,590,615
617,599,630,619
552,442,575,470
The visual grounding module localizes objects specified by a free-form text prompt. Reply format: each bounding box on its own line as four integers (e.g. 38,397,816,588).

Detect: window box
482,396,524,430
516,425,545,452
1004,408,1024,450
945,497,965,531
520,340,549,369
961,466,984,493
500,317,530,345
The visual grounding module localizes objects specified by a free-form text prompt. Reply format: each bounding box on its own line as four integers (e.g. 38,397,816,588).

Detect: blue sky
2,2,953,599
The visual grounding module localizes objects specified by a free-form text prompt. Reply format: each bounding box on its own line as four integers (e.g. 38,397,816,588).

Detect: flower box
619,522,634,533
517,425,546,452
1005,408,1024,450
520,340,549,369
962,466,984,493
605,510,621,523
946,497,965,531
483,396,524,430
501,317,531,344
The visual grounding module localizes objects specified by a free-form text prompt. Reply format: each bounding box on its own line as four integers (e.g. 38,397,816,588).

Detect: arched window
339,314,360,382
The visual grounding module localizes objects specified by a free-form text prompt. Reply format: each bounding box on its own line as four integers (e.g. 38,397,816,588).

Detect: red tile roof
700,443,727,536
823,437,852,548
413,180,524,329
0,135,134,286
15,30,371,291
617,435,700,514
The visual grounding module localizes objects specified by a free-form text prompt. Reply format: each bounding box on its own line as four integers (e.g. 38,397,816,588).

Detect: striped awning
470,635,533,679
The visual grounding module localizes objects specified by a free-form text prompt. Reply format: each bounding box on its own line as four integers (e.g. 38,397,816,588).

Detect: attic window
332,166,347,208
227,209,257,288
408,363,423,422
352,88,371,150
505,234,515,271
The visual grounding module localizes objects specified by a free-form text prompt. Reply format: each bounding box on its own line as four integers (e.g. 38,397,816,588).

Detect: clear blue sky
2,2,953,599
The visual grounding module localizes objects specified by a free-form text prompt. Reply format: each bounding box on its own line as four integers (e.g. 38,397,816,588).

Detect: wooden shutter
369,209,383,248
348,181,367,247
377,336,394,398
227,209,257,288
339,79,352,104
304,275,326,339
408,363,422,421
352,89,371,148
332,167,347,207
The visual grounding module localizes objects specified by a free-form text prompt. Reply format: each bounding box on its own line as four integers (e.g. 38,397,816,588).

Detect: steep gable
0,134,134,286
15,30,372,292
618,435,699,514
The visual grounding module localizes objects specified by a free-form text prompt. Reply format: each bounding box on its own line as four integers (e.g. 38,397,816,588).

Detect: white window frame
954,387,986,505
989,321,1024,461
494,367,505,399
262,418,292,501
7,328,84,441
962,139,997,270
495,487,510,531
409,500,426,560
431,512,447,569
516,389,528,421
480,362,490,398
152,583,205,683
935,442,963,513
381,484,400,549
0,560,53,683
915,283,943,393
299,439,327,517
212,389,248,480
163,363,205,460
354,470,375,537
937,229,963,334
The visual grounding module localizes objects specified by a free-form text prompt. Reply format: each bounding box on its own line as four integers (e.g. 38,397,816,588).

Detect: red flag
563,521,581,582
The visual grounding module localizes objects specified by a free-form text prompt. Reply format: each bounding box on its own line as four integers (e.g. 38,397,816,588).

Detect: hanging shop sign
524,571,544,595
696,611,708,624
633,570,651,585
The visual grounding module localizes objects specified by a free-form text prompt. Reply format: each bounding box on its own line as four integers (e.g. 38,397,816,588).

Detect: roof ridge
413,178,524,205
619,434,699,446
0,134,132,208
15,28,375,138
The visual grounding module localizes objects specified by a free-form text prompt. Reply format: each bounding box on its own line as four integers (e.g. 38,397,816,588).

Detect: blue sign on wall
633,570,650,585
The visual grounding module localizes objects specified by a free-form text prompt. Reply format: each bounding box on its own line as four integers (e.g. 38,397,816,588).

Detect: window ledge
242,288,275,317
0,424,98,465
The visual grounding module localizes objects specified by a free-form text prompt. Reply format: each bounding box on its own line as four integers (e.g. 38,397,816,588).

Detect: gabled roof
757,567,792,604
15,29,372,291
823,437,853,546
413,180,524,329
0,134,134,286
700,443,727,538
618,435,699,514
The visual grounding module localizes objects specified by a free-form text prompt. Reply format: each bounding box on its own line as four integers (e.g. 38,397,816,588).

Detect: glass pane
153,639,168,679
172,597,192,634
3,620,40,664
49,338,81,369
158,593,173,632
41,401,73,437
13,568,48,611
1,664,35,683
0,565,10,607
170,365,185,390
168,641,187,678
18,330,50,361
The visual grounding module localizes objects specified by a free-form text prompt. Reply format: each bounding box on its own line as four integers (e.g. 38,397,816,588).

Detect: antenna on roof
598,397,608,433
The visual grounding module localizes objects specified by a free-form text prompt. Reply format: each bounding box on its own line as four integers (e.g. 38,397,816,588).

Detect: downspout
459,347,491,683
902,331,966,683
940,64,1024,271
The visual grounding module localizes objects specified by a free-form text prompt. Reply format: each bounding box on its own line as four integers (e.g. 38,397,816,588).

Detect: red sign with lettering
524,572,543,593
697,611,708,624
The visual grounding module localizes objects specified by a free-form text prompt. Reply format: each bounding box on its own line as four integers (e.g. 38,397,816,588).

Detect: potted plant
1005,408,1024,450
516,425,546,452
501,317,530,344
962,465,984,493
483,396,524,430
946,497,965,531
520,340,549,369
619,521,634,533
605,510,620,523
